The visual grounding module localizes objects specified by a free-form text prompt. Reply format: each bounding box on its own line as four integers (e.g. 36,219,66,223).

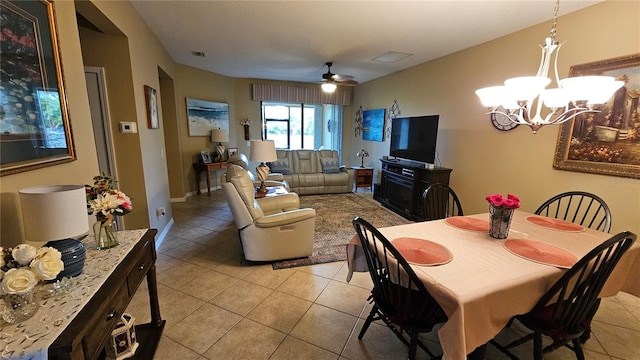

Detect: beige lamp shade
210,128,229,143
249,140,277,163
19,185,89,245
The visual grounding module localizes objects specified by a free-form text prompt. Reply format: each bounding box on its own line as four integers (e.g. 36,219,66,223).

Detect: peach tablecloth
347,211,640,360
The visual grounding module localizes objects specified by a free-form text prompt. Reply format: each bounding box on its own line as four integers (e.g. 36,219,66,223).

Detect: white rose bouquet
1,244,64,295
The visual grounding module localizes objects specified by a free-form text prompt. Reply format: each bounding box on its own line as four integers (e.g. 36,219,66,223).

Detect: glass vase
489,205,515,239
2,290,39,324
94,218,119,250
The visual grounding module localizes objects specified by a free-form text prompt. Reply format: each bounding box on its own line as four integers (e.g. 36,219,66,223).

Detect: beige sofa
269,149,354,195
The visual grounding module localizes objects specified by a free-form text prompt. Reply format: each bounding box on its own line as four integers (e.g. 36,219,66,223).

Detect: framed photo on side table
228,147,238,157
553,53,640,179
200,151,212,164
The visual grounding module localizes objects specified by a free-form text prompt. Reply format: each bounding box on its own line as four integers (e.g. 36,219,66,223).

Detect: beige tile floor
126,190,640,360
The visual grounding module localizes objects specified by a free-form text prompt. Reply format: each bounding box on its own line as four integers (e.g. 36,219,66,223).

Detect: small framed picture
145,85,159,129
200,151,212,164
228,147,238,157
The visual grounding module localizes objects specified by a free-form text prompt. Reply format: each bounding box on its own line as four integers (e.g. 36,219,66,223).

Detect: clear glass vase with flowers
1,244,64,323
85,174,132,250
486,193,521,239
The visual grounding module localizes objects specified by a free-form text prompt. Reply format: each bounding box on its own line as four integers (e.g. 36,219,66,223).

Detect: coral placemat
526,216,585,232
392,237,453,266
504,239,579,269
444,216,490,232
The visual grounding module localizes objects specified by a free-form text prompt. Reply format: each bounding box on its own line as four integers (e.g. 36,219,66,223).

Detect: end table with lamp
353,149,373,192
250,139,278,198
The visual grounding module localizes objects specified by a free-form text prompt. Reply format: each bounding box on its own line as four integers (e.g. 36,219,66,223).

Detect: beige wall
350,0,640,235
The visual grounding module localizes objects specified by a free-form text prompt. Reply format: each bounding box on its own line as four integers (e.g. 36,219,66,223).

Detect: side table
352,166,374,192
193,161,228,196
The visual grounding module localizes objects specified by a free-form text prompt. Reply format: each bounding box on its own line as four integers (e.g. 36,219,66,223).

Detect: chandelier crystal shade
475,0,623,134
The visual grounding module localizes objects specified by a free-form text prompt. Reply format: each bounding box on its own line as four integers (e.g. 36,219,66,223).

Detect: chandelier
475,0,623,134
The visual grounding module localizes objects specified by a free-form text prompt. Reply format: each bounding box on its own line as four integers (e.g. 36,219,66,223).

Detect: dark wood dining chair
421,183,464,221
352,216,447,360
535,191,612,233
490,231,637,360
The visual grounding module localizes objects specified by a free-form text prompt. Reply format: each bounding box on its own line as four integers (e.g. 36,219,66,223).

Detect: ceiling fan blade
331,74,354,82
335,79,358,86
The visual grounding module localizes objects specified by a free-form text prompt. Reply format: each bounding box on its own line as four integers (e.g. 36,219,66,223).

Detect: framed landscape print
553,53,640,179
362,109,385,142
0,0,76,176
186,98,229,136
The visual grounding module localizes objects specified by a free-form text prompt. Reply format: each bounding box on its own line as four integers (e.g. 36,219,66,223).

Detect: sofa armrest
255,208,316,228
257,193,300,213
267,173,285,181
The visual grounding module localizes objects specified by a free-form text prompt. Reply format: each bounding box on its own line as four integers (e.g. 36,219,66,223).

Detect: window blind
251,83,352,106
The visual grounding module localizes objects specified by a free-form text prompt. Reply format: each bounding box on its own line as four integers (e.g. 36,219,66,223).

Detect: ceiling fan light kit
475,0,623,134
321,62,358,93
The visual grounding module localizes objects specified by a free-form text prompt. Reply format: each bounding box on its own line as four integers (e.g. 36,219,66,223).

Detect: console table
374,158,452,220
1,229,164,360
193,161,228,196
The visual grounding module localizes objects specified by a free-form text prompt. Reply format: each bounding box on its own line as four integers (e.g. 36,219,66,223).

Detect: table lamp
19,185,89,280
249,139,277,198
357,149,370,167
210,128,229,162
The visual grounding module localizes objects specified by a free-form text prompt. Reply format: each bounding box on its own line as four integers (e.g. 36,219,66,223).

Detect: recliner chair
222,164,315,261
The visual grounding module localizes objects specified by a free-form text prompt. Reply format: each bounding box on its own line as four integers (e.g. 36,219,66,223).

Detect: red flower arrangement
486,193,521,210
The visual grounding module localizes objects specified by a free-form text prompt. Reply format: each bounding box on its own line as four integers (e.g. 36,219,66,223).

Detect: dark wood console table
49,229,165,360
374,158,452,221
193,161,228,196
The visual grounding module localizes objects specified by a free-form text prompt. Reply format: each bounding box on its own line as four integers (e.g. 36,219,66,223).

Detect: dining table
346,210,640,360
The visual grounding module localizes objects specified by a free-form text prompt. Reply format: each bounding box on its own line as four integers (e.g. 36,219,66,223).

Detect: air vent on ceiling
192,51,206,57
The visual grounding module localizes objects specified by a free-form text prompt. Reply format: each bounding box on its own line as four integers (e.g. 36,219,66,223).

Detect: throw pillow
269,158,291,175
320,157,340,174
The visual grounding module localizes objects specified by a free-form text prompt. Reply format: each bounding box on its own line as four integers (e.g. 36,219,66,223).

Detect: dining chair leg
572,338,586,360
533,333,543,360
357,307,377,340
408,332,419,360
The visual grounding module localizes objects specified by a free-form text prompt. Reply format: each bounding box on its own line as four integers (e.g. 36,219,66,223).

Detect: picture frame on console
200,151,212,164
0,0,76,176
553,54,640,179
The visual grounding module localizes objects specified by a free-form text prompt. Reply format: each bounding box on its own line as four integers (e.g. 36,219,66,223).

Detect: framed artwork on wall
186,98,229,136
553,53,640,179
145,85,159,129
362,109,385,142
0,0,76,176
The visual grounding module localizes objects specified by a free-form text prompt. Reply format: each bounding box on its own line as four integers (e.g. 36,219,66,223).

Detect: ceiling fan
321,62,358,92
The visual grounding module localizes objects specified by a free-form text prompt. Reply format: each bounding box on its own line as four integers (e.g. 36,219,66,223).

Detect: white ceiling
130,0,602,85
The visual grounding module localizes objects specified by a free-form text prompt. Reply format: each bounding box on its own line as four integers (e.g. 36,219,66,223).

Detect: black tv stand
374,158,452,221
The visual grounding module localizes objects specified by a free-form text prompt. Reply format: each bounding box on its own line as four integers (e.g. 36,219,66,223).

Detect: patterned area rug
272,193,411,269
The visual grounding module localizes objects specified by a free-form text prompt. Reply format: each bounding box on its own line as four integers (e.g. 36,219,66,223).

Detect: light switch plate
119,122,137,133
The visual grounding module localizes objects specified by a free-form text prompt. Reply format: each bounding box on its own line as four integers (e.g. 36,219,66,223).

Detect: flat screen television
389,115,439,164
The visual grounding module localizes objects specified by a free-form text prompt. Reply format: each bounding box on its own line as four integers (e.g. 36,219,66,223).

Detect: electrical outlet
156,207,166,218
119,121,137,133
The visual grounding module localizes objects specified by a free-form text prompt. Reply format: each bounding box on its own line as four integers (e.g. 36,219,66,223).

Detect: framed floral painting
553,53,640,179
0,0,75,176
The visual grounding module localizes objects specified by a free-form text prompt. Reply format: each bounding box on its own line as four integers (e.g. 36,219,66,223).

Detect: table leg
195,172,201,195
206,169,211,196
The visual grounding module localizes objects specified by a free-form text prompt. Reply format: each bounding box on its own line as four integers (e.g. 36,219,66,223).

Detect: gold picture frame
553,53,640,179
0,0,76,176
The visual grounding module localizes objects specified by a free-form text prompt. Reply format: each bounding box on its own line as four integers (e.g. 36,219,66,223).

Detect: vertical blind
251,83,352,106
